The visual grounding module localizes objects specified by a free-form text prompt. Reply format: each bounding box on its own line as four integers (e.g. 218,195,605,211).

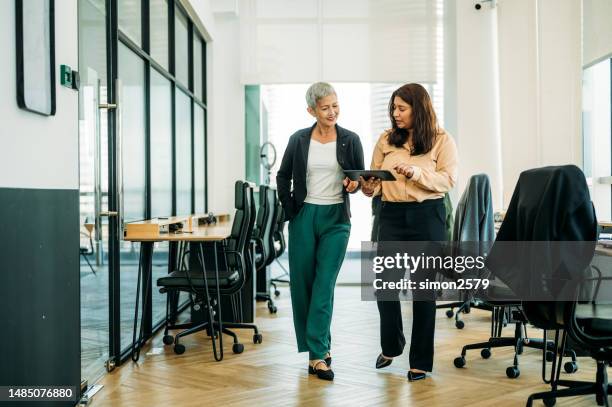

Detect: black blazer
276,123,365,221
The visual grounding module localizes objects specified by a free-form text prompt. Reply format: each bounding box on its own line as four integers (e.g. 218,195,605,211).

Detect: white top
304,140,344,205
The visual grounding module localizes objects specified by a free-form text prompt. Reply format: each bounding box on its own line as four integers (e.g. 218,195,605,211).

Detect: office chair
480,165,600,406
253,185,278,313
437,175,495,329
526,288,612,407
157,181,262,360
80,221,96,274
453,167,589,379
270,200,289,297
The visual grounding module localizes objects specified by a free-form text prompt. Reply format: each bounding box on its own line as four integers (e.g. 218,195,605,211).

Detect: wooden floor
90,286,604,406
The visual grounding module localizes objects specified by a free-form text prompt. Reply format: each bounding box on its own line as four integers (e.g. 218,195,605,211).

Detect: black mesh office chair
482,165,601,407
157,181,262,360
453,167,589,379
253,185,278,313
270,196,289,297
437,175,495,329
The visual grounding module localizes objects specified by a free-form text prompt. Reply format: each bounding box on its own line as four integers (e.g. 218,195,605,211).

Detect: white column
453,0,503,210
497,0,582,207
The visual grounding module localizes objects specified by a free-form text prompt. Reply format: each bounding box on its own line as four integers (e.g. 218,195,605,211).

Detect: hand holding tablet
343,170,396,181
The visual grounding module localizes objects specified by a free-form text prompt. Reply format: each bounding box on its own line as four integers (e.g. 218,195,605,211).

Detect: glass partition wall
78,0,208,385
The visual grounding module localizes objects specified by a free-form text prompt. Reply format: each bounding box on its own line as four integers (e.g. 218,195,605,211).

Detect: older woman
362,83,458,381
276,82,364,381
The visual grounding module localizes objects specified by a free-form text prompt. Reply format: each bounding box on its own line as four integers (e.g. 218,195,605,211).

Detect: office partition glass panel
118,43,146,222
194,104,206,213
78,0,109,385
174,7,189,87
118,0,142,46
149,68,173,324
150,0,169,70
176,90,192,215
193,34,203,100
150,68,173,218
118,42,146,351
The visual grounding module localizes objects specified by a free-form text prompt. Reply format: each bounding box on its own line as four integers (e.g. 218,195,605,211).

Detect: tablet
343,170,396,181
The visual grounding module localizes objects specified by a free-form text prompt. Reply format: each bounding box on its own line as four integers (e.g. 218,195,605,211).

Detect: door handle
99,211,119,217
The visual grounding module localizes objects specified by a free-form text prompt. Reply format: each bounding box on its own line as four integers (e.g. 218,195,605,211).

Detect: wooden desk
124,216,232,362
124,217,232,242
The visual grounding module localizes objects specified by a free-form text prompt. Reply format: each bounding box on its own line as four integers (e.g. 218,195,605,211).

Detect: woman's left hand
343,177,359,192
393,163,415,179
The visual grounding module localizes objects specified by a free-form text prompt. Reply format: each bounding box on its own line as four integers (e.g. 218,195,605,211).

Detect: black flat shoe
407,371,427,382
376,354,393,369
309,362,334,381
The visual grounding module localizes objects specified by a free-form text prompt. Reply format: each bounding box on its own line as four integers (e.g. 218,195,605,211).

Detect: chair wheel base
481,348,491,359
543,397,556,407
454,356,466,368
232,343,244,354
455,320,465,329
268,302,278,313
563,361,578,374
446,310,454,318
253,333,263,344
506,366,520,378
162,335,174,345
174,343,186,355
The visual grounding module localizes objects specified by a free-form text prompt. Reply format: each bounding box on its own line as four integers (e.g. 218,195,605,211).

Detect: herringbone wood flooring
90,286,604,406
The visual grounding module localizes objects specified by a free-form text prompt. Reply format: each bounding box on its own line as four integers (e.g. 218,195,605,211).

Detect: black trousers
376,198,446,372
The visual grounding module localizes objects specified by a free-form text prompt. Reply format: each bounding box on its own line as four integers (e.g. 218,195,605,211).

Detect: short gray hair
305,82,336,110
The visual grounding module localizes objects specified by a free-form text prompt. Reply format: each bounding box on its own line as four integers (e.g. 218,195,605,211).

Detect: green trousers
288,203,351,360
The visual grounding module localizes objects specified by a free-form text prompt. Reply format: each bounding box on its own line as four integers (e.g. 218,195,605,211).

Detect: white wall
537,0,582,167
497,0,538,206
187,0,245,214
452,0,503,210
0,0,79,189
497,0,582,206
206,13,246,213
183,0,216,41
583,0,612,67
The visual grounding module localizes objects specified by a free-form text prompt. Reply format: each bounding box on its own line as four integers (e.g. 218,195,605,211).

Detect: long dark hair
387,83,439,155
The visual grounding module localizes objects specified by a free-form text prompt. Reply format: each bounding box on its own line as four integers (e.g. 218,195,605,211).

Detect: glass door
78,0,110,385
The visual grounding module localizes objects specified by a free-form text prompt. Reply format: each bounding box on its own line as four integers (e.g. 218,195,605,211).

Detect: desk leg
168,241,179,323
131,241,153,362
197,242,224,361
213,241,224,332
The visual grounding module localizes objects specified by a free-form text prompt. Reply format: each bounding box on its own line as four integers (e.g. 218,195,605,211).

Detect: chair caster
463,305,471,314
455,320,465,329
232,343,244,354
174,343,186,355
545,351,555,362
453,356,466,368
480,348,491,359
268,302,278,314
596,392,606,405
563,361,578,374
253,333,263,344
543,397,556,407
505,366,520,378
446,309,454,318
274,290,280,297
162,335,174,345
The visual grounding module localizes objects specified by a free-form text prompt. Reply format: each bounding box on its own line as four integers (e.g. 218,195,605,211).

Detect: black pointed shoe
376,353,393,369
309,361,334,381
325,356,332,367
407,371,427,382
